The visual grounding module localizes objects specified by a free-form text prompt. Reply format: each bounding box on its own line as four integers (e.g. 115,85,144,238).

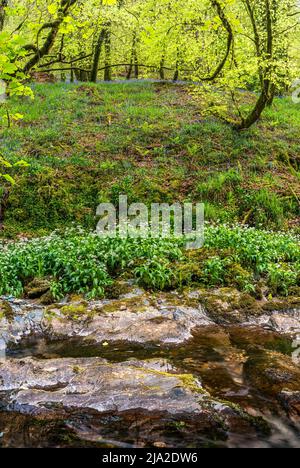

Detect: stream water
1,324,300,448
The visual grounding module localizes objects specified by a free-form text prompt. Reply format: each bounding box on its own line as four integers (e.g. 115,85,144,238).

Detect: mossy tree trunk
127,33,139,80
0,0,8,32
91,28,106,83
23,0,78,74
104,23,112,81
0,187,9,231
173,49,180,82
237,0,275,130
159,56,165,80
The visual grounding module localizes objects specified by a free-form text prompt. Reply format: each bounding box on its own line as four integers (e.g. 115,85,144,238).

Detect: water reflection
1,325,300,448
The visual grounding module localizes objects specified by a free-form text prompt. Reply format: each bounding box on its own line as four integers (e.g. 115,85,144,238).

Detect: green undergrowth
0,82,299,238
0,225,299,299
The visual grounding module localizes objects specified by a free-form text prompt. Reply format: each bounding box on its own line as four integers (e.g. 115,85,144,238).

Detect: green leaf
2,174,15,185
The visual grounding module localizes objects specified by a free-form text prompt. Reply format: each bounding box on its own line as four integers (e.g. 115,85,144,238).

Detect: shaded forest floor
0,81,299,238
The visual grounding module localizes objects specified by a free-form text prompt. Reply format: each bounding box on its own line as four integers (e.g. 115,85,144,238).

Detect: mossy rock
39,290,55,305
191,288,263,322
288,297,300,307
68,294,85,303
101,295,150,314
253,281,265,300
262,301,288,312
24,278,51,299
289,287,300,298
105,281,135,299
244,349,300,397
0,300,14,321
60,302,89,319
163,291,199,309
195,288,240,321
262,297,300,312
238,293,262,315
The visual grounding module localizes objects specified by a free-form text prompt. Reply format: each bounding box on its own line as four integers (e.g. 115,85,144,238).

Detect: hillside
1,81,299,238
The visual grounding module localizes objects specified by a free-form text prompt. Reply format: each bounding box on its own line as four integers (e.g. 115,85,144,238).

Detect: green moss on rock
101,296,150,314
60,302,89,320
0,300,14,321
105,281,135,299
25,278,51,299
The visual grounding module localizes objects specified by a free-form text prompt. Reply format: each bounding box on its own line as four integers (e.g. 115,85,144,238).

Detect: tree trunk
126,62,133,80
127,33,139,80
79,70,89,82
0,0,8,32
91,28,106,82
133,34,139,79
23,0,78,73
134,51,139,79
104,24,112,81
237,0,275,130
74,68,81,81
159,57,165,80
0,187,9,231
236,82,274,130
173,53,179,81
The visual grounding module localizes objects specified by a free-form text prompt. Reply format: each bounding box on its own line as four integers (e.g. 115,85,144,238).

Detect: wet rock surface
0,356,268,448
0,357,208,415
0,407,265,449
0,355,255,428
1,288,299,349
46,303,213,346
244,350,300,408
0,292,214,347
0,287,300,447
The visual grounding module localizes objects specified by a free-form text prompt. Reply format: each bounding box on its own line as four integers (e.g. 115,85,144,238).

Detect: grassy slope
0,81,299,238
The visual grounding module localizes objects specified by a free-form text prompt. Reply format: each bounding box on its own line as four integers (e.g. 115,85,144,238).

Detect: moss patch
100,296,151,314
24,278,51,299
60,303,90,320
0,300,14,321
